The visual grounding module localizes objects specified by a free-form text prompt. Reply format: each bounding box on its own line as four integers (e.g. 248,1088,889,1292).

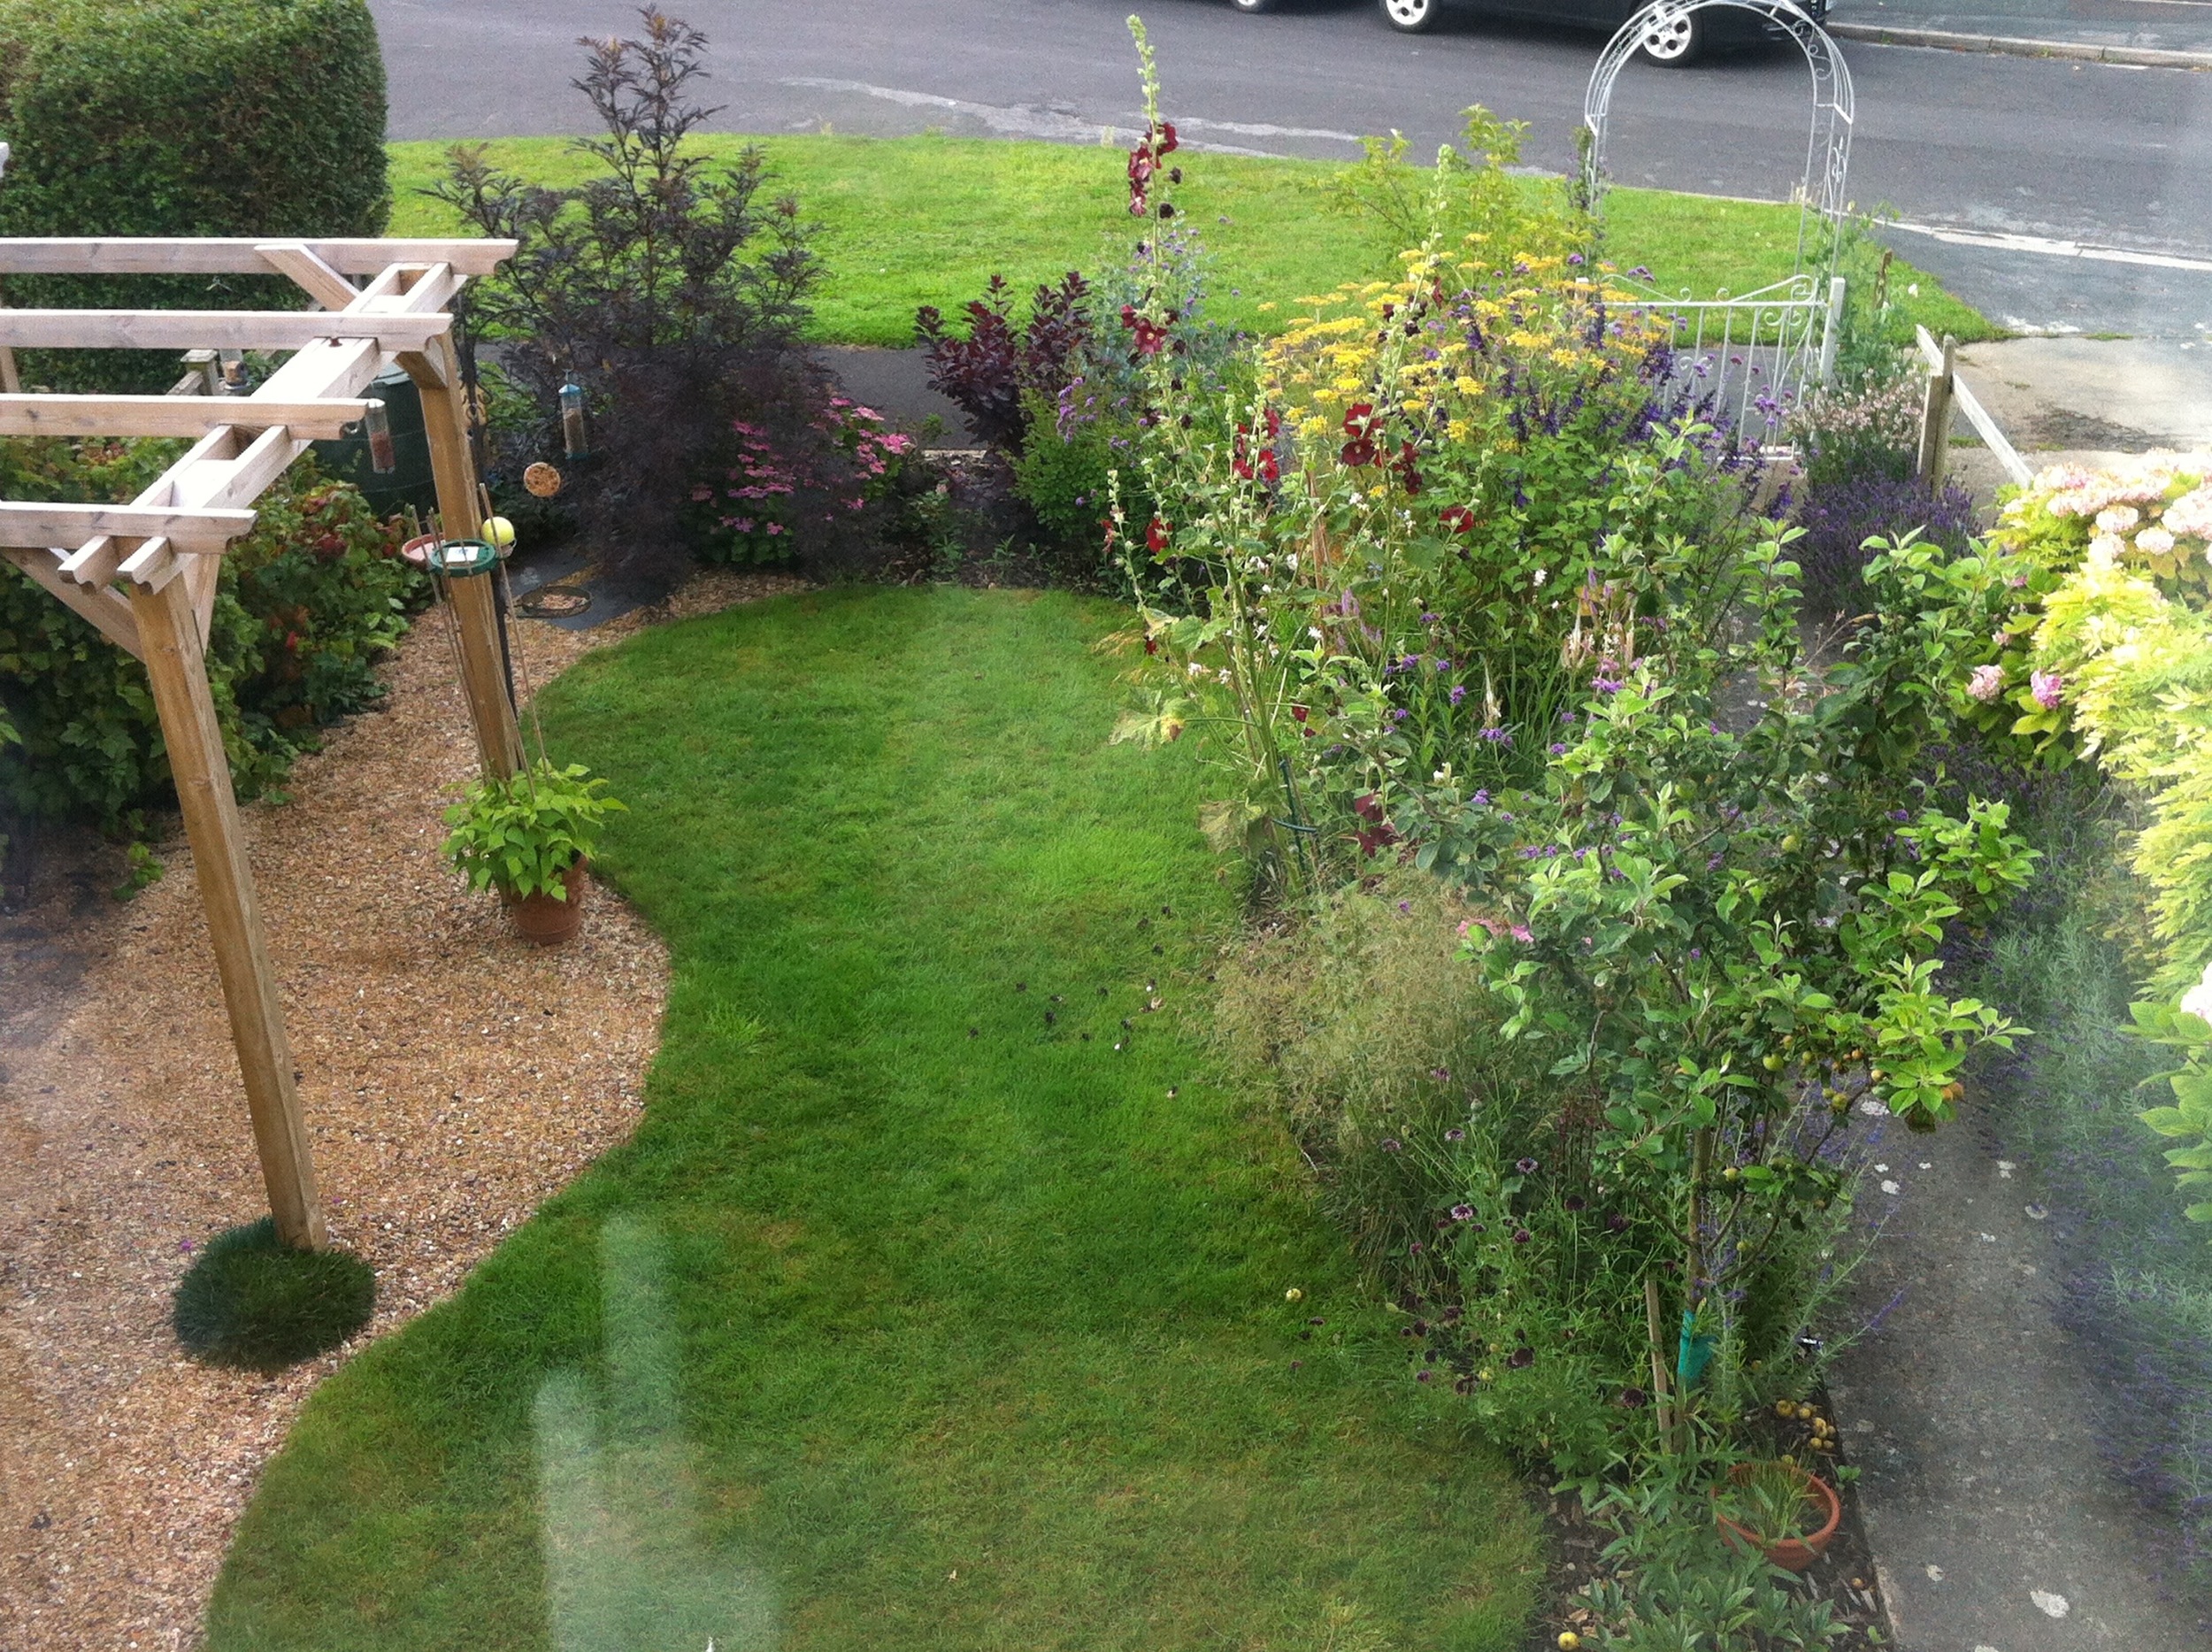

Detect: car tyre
1634,9,1705,64
1379,0,1440,32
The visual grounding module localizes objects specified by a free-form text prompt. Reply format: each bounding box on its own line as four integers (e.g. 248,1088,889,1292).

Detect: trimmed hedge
0,0,389,389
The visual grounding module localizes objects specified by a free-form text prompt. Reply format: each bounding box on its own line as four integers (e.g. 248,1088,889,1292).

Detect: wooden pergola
0,234,523,1251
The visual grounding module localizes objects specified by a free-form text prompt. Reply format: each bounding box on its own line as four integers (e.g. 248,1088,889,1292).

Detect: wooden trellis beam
131,571,326,1251
254,241,361,311
0,394,374,440
0,501,256,549
0,309,452,353
0,236,516,277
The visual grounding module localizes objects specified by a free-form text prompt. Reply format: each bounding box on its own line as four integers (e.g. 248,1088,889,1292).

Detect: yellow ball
1285,1287,1303,1302
1558,1634,1582,1650
483,515,516,550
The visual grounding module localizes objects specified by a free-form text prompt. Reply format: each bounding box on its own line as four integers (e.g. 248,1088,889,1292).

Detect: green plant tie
1678,1309,1717,1387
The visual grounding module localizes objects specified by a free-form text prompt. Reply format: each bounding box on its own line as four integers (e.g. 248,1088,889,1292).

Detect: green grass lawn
386,132,1993,347
206,588,1541,1651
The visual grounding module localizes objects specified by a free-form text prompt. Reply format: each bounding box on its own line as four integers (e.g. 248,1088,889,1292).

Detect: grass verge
205,588,1541,1651
386,133,1993,347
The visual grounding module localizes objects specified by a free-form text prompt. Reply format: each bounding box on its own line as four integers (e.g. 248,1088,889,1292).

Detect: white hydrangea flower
2097,505,2141,534
2181,958,2212,1023
2162,485,2212,539
2137,526,2177,557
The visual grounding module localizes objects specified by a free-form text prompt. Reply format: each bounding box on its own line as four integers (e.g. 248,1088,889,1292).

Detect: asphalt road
372,0,2212,334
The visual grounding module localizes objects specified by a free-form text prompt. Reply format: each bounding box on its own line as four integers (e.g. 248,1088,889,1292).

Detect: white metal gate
1612,271,1847,438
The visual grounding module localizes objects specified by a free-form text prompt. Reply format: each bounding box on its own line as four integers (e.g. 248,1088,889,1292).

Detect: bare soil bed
0,567,801,1651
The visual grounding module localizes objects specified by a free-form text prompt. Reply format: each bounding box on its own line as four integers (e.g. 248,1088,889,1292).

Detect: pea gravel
0,567,804,1651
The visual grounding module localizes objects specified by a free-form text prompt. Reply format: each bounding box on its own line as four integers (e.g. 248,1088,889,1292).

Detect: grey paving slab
1828,1110,2208,1650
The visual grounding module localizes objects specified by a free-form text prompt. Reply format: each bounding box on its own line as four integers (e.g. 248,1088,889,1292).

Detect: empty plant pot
1712,1461,1842,1572
511,860,588,946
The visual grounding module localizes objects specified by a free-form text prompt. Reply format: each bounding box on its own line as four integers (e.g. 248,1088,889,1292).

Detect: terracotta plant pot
511,860,588,947
1712,1461,1841,1572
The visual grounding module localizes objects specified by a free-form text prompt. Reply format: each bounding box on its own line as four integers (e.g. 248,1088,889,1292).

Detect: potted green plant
442,760,625,945
1711,1460,1842,1572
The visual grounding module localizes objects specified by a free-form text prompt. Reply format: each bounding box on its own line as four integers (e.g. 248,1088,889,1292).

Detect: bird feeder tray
402,535,497,576
428,537,499,577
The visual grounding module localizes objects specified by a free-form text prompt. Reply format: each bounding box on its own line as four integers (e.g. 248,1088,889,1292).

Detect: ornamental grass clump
173,1218,375,1372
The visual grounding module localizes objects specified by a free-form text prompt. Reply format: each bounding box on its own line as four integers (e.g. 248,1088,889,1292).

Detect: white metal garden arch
1582,0,1857,428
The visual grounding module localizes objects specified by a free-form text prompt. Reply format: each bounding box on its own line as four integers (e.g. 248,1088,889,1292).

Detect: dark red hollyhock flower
1264,406,1283,440
1440,504,1478,534
1146,516,1171,555
1126,121,1179,217
1356,823,1400,858
1340,403,1381,468
1351,792,1386,823
1119,305,1169,357
1291,704,1309,722
1233,425,1284,486
1507,1346,1535,1369
1394,441,1423,496
1144,635,1159,656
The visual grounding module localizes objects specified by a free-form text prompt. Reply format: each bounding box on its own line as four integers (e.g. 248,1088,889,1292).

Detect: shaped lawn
206,587,1539,1651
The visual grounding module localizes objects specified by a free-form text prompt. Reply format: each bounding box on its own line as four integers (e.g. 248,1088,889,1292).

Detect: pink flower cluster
709,399,918,546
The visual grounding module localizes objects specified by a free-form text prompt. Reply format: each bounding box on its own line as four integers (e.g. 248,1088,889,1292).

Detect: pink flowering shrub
687,396,919,566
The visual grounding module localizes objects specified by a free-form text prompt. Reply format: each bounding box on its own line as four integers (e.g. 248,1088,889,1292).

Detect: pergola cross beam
0,394,376,440
0,234,521,1252
0,309,453,352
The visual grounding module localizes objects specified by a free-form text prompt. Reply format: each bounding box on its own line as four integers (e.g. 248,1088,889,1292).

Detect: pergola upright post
129,571,327,1251
404,333,524,781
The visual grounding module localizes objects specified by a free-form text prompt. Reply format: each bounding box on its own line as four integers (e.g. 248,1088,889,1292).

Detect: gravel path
0,567,802,1651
